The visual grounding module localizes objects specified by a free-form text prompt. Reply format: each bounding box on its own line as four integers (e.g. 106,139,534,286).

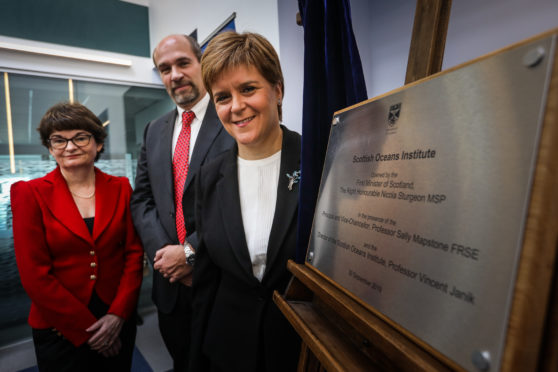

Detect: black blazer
189,126,301,372
130,102,234,313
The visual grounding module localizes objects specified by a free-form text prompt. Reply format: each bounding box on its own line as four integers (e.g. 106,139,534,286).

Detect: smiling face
154,35,206,110
48,129,102,171
212,64,283,159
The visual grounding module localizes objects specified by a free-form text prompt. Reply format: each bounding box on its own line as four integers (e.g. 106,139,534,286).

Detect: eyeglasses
48,134,93,149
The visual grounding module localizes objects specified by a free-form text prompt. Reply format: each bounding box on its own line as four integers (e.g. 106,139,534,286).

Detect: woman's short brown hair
201,31,284,121
38,102,107,161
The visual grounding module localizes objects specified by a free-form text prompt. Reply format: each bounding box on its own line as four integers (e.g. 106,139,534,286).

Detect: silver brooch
286,170,301,191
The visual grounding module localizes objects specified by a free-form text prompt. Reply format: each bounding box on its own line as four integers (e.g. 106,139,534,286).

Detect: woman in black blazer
187,31,301,372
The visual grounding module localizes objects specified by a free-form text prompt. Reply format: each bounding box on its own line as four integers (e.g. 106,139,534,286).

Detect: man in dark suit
130,34,234,372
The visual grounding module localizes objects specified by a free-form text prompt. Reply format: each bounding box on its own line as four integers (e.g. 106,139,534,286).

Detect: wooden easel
276,2,558,371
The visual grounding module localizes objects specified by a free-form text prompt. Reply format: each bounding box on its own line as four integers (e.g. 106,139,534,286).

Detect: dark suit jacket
130,102,234,313
189,126,301,372
10,167,143,346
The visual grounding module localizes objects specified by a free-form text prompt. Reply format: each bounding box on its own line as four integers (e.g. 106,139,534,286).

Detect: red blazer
10,167,143,346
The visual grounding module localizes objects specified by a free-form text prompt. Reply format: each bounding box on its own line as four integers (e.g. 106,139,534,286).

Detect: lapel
157,109,177,203
39,168,93,245
92,168,120,241
215,127,301,283
264,127,301,279
216,147,256,279
184,102,222,193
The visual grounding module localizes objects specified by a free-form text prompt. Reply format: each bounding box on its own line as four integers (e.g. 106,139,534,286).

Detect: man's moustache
172,82,192,90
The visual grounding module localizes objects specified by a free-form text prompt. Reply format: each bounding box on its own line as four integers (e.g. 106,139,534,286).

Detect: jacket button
90,251,95,256
90,262,96,268
90,275,97,280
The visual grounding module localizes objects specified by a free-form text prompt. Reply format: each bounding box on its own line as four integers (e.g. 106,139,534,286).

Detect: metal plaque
307,35,556,371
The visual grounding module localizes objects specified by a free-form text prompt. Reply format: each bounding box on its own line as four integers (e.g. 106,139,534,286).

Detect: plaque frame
274,27,558,372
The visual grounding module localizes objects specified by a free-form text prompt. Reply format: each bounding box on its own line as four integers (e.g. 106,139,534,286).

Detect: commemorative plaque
306,35,556,370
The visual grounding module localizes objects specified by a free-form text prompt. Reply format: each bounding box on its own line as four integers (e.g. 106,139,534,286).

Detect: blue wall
0,0,150,57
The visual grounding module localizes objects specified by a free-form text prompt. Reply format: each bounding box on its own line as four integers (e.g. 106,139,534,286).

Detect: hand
179,272,193,287
153,245,193,283
86,314,124,351
100,336,122,357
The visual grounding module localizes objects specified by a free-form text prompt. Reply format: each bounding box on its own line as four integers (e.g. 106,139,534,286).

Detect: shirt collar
176,93,210,120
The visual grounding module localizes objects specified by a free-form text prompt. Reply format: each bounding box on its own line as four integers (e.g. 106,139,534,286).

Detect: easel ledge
274,261,457,371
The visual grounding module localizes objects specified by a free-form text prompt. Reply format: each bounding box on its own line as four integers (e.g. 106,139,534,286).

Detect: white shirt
171,93,210,159
237,151,281,281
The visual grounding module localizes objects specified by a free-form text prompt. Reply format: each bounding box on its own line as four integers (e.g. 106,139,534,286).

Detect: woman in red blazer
10,102,143,371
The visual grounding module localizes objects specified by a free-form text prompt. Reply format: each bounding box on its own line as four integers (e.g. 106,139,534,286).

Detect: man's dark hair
152,34,202,66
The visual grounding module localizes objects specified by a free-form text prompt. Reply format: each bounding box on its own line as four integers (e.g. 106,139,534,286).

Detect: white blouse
237,150,281,281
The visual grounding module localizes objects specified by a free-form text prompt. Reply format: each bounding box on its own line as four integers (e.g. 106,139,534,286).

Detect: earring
278,99,282,106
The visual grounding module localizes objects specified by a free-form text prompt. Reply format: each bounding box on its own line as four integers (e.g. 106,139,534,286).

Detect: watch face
187,254,195,266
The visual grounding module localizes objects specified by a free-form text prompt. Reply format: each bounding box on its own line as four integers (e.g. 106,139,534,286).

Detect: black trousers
32,291,137,372
157,284,192,372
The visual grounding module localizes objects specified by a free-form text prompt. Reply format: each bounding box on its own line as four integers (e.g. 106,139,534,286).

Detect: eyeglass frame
48,133,94,150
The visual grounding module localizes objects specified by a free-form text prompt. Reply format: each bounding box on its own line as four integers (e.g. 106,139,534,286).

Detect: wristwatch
183,242,195,266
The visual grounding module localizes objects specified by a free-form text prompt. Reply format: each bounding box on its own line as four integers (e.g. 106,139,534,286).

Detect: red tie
173,111,195,244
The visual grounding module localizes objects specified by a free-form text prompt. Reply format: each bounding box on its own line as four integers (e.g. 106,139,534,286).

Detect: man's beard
172,82,200,107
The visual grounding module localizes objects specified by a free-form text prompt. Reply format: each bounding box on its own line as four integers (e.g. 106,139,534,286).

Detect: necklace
70,188,95,199
68,173,96,199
